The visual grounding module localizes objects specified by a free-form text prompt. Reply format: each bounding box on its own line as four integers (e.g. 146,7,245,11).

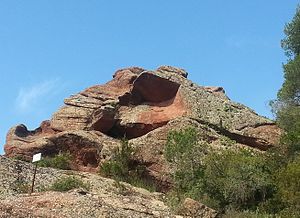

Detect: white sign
32,153,42,163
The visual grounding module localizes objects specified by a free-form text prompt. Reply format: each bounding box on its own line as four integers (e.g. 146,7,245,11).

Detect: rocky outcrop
4,123,120,172
4,66,282,187
0,156,218,218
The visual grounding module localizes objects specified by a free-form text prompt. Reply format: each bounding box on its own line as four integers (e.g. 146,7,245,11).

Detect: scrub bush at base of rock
50,176,90,192
38,152,72,170
99,139,157,192
164,127,276,213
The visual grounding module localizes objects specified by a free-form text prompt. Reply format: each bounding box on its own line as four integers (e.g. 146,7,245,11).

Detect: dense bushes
165,127,299,216
203,150,274,210
276,156,300,210
165,127,207,198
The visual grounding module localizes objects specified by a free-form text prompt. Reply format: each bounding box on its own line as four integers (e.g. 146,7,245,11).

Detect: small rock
181,198,218,218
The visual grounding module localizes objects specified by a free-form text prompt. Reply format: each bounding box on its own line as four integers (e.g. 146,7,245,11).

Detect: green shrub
276,156,300,209
203,149,274,210
126,174,157,192
164,128,208,191
50,176,89,192
100,139,133,179
165,191,184,213
164,127,276,213
165,127,206,164
100,139,157,192
223,209,275,218
12,155,28,161
38,152,72,170
165,127,208,198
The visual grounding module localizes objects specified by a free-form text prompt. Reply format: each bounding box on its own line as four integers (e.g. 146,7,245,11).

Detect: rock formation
0,156,217,217
4,66,282,188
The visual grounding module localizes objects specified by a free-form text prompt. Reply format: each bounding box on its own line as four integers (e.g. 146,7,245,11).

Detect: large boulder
4,66,282,184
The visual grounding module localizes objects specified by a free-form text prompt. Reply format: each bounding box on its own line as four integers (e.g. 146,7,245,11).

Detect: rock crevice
192,118,280,150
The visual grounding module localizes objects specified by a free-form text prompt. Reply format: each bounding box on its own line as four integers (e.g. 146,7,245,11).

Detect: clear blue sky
0,1,298,154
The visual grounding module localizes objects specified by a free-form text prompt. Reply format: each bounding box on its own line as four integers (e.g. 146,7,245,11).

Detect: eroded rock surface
4,66,282,185
50,67,145,132
180,198,218,218
0,156,218,218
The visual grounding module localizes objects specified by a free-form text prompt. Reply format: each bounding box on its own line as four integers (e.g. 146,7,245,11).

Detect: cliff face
4,66,282,187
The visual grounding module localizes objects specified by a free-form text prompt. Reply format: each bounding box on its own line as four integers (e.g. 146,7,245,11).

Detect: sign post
30,153,41,195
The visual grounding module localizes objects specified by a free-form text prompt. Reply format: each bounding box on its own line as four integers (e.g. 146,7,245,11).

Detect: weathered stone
113,89,187,139
4,66,282,186
180,198,218,218
50,67,143,132
4,126,120,172
157,65,188,78
0,156,176,217
203,86,225,94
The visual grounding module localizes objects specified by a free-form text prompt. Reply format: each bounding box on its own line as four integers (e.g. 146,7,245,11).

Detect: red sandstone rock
115,90,187,139
4,66,282,185
50,67,144,132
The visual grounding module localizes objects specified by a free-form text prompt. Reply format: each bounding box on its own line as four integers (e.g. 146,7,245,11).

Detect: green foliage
272,4,300,159
223,209,276,218
278,56,300,104
50,176,89,192
281,6,300,57
272,103,300,158
164,127,278,214
100,139,156,192
276,156,300,209
100,139,134,179
164,125,300,216
12,155,27,162
277,208,300,218
165,127,208,198
203,149,274,210
38,152,72,170
165,127,206,164
269,9,300,216
126,172,157,193
165,191,183,213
